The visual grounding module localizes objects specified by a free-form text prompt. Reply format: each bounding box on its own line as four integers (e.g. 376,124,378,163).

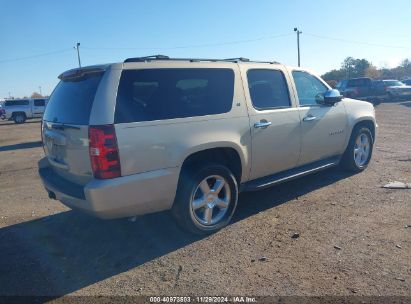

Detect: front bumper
38,157,179,219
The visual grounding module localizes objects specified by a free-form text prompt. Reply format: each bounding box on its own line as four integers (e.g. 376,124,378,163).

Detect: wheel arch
350,118,376,142
12,111,27,118
179,145,246,184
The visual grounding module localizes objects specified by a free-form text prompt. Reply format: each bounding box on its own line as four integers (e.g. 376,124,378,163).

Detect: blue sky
1,0,410,98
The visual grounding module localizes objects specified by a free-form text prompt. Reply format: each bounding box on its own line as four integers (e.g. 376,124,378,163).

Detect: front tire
341,126,373,172
172,164,238,235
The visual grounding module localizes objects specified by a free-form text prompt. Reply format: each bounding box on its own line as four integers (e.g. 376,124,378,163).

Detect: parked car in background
382,80,411,100
402,79,411,86
371,80,391,99
2,98,47,123
0,104,5,120
38,56,376,234
336,77,385,102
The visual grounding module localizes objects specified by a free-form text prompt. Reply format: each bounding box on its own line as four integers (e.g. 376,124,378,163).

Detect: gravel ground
0,101,410,300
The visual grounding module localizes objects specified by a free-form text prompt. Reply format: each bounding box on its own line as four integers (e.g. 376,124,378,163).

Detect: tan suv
38,56,377,234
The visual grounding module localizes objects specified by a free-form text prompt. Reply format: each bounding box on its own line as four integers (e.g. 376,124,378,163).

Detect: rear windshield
335,80,347,89
43,73,103,124
5,99,29,106
115,68,234,123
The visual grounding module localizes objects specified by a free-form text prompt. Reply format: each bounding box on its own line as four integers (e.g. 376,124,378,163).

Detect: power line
81,33,294,51
0,48,72,64
304,33,411,50
1,32,410,65
0,34,293,64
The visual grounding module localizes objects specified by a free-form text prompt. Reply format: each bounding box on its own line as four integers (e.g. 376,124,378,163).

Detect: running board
240,156,341,192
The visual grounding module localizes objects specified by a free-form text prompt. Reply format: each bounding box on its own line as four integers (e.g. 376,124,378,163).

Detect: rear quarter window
115,68,234,123
43,73,103,125
34,99,46,106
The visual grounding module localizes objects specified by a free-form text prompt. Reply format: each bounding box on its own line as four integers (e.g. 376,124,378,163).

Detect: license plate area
44,131,67,164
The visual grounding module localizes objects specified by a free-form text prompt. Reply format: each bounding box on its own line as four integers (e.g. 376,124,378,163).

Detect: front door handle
254,120,272,129
303,114,317,122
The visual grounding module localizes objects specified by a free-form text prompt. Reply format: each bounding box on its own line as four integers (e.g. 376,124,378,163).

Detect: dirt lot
0,101,410,300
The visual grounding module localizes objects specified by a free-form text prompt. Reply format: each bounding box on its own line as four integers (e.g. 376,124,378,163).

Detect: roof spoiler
58,66,106,80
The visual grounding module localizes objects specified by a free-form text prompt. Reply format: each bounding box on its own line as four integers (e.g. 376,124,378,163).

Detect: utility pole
39,86,42,96
74,42,81,68
294,28,302,67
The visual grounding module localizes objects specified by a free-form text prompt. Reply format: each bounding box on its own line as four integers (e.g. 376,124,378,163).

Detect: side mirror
323,89,343,105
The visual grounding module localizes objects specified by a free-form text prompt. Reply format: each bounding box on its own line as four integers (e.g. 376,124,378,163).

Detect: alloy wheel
354,133,370,167
190,175,231,226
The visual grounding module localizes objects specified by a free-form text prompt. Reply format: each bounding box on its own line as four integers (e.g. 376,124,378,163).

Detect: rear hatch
42,67,105,186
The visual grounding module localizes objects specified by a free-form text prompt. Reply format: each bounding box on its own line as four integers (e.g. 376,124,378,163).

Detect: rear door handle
303,115,317,122
254,120,272,129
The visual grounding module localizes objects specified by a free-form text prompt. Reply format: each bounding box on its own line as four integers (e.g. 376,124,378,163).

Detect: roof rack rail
123,55,280,64
223,57,250,62
124,55,170,63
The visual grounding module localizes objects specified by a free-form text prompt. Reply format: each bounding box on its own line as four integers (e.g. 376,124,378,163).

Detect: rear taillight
89,125,121,179
40,121,45,154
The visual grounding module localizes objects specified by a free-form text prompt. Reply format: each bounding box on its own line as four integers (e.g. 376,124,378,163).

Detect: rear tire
172,164,238,235
13,113,26,124
340,126,373,172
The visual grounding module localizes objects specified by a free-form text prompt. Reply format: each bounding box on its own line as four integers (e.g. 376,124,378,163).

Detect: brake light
89,125,121,179
40,121,45,154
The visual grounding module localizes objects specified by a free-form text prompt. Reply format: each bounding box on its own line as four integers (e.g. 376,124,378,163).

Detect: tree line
322,57,411,85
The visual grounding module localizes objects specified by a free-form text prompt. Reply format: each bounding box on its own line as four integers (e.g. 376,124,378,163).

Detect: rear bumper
38,157,179,219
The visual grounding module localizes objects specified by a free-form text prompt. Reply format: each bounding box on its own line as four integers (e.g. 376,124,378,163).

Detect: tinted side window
348,78,370,87
5,99,29,106
34,99,45,106
247,69,291,110
360,79,371,87
115,69,234,123
292,71,328,106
